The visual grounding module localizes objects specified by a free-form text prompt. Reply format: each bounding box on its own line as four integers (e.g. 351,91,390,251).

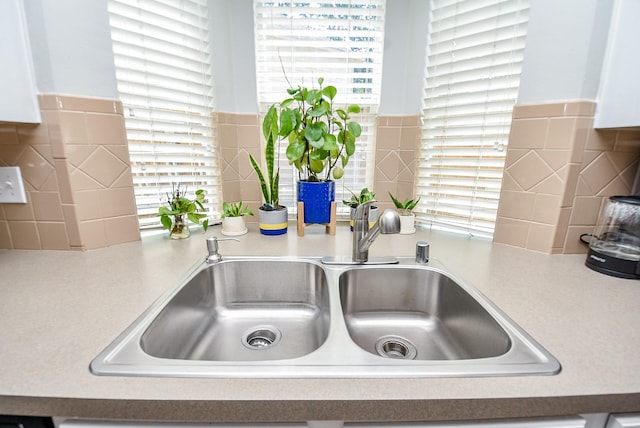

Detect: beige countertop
0,223,639,423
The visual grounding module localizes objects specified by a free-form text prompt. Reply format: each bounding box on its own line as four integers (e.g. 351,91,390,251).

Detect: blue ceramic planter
297,181,335,224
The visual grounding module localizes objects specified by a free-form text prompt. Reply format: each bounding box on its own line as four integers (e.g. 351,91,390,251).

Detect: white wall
517,0,613,103
378,0,429,115
23,0,118,99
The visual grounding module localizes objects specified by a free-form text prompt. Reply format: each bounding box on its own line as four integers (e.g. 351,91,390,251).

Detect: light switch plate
0,166,28,203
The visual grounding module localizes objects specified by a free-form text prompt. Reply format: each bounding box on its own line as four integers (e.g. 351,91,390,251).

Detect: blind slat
418,0,529,236
254,0,385,216
109,0,221,229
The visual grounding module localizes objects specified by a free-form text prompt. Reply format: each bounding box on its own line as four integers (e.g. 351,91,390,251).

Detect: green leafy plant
264,77,362,182
157,184,209,231
343,187,376,208
389,192,421,215
221,201,254,218
250,104,281,210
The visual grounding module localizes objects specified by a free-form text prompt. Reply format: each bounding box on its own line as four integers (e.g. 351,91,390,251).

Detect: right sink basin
339,267,512,361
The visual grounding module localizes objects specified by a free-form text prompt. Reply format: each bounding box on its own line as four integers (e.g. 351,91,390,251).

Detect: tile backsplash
0,94,140,250
494,101,640,254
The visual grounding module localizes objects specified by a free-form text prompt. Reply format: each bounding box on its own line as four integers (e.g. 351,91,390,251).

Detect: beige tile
570,117,592,163
376,151,400,181
526,223,555,253
86,113,127,146
37,94,59,110
111,168,135,189
560,163,581,207
385,116,403,126
564,225,593,254
512,103,566,119
586,129,615,151
236,125,261,149
9,221,41,249
0,221,11,248
507,151,554,190
402,115,422,127
376,126,401,149
58,111,88,145
54,160,75,204
546,118,575,150
0,143,26,165
614,130,640,152
580,153,618,195
232,114,259,126
554,207,572,249
570,196,602,226
98,188,137,218
78,219,108,249
608,151,638,174
69,168,102,191
538,149,570,171
31,144,55,166
17,146,55,190
563,101,596,117
499,172,523,191
0,125,19,145
105,145,133,164
57,95,120,114
400,127,421,150
493,217,529,247
4,197,34,221
598,176,632,197
104,215,140,246
497,190,535,220
508,118,548,150
74,190,102,221
62,204,81,246
31,192,64,221
38,222,70,250
80,146,128,187
532,193,560,224
17,123,50,146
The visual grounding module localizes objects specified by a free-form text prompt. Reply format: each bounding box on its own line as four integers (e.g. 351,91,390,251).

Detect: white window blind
108,0,220,229
418,0,529,236
253,0,385,216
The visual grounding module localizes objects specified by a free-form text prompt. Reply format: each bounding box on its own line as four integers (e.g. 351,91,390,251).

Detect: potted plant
264,77,362,225
221,201,253,236
344,187,378,231
250,105,288,235
389,192,421,234
158,184,209,240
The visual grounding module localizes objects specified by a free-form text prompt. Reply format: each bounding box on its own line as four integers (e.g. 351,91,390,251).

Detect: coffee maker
583,196,640,279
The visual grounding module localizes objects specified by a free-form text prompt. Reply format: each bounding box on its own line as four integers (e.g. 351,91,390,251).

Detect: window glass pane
254,0,386,217
109,0,221,229
418,0,529,236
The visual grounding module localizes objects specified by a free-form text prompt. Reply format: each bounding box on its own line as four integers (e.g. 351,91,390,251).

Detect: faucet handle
206,236,239,263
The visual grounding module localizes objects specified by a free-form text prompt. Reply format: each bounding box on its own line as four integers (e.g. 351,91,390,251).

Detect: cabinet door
607,414,640,428
0,0,41,123
594,0,640,129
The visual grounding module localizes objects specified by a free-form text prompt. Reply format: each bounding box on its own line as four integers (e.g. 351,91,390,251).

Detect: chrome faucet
352,200,401,263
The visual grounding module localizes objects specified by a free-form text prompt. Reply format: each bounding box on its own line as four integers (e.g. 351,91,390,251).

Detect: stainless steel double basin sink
90,257,560,378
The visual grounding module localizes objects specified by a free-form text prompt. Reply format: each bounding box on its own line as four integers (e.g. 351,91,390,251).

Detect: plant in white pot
221,201,253,236
389,192,421,234
344,187,378,231
249,107,288,235
264,77,362,227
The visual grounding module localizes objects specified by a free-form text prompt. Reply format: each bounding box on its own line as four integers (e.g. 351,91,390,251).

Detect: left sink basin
141,259,330,361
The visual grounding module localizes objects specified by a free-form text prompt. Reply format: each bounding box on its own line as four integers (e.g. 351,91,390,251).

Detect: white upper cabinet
594,0,640,129
0,0,40,123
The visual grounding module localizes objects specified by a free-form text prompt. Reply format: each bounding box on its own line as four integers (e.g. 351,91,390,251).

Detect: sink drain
375,335,417,360
242,326,281,350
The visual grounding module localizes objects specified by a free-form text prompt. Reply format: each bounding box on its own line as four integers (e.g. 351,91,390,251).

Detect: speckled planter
297,180,335,224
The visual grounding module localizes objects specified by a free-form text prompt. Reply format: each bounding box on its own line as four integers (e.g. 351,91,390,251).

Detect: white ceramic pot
399,213,416,234
221,216,247,236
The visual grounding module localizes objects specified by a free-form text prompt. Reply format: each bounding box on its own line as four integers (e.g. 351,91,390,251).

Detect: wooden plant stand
297,201,337,236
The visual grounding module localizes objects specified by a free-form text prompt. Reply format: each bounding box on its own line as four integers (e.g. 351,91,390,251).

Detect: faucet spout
352,200,400,263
